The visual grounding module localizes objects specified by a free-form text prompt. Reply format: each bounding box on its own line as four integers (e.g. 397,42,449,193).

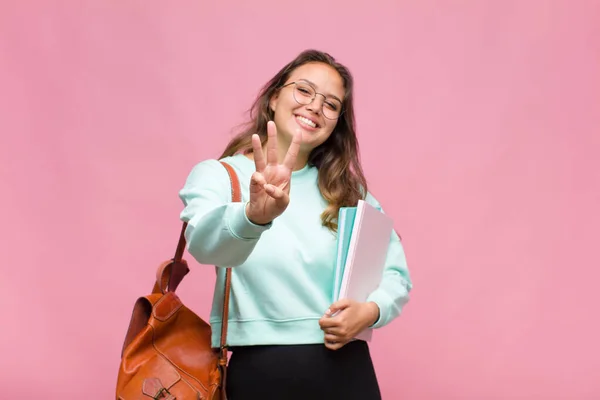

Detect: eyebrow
298,79,343,103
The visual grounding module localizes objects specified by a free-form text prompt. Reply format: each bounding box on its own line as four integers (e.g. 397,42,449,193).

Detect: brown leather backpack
116,161,240,400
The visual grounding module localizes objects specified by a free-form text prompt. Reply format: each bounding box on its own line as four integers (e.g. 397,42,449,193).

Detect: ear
269,91,279,113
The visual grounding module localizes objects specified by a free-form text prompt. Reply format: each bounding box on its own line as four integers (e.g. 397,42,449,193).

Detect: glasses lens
293,83,342,120
321,97,342,120
293,82,314,105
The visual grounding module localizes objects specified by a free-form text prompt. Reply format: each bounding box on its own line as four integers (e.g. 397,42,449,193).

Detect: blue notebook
332,206,357,302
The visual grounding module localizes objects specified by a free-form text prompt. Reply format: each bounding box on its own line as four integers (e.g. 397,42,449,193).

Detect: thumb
324,298,352,316
249,172,266,194
264,183,290,209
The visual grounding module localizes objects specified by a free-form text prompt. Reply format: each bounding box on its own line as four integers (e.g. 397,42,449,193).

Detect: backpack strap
216,161,241,365
158,161,240,367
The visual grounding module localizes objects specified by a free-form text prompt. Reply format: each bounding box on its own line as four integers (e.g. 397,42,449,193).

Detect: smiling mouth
295,115,319,129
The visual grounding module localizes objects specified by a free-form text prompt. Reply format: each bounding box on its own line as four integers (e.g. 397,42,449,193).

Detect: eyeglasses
281,81,343,120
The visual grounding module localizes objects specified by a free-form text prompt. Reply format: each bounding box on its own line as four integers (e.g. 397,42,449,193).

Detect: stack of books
332,200,394,341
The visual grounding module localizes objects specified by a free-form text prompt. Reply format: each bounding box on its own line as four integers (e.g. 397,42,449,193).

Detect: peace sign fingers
245,121,303,226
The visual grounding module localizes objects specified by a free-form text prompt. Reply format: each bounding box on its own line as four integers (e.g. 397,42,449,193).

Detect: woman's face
269,62,345,152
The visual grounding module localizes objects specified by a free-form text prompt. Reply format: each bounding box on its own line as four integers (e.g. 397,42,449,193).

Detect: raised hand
245,121,302,225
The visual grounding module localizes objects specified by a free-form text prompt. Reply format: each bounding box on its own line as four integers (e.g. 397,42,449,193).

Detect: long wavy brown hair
219,49,367,232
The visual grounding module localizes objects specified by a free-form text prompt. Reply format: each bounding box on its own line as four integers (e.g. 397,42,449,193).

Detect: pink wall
1,1,599,398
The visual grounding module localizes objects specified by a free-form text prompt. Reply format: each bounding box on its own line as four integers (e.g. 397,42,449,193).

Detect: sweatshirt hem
210,318,326,348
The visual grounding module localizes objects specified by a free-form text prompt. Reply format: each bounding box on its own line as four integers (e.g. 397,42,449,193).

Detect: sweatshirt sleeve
364,193,413,328
178,159,271,267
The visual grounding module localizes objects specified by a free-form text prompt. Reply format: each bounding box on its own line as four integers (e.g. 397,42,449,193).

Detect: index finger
283,128,302,170
251,134,266,172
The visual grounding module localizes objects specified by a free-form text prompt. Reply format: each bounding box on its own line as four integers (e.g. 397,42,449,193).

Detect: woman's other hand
318,299,380,351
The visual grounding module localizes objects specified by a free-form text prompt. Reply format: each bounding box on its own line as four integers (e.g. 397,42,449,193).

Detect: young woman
178,49,412,399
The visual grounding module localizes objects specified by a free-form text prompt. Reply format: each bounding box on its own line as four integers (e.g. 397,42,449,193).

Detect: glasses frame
280,81,344,120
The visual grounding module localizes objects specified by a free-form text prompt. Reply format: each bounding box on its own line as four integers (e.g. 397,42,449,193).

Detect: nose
306,94,326,114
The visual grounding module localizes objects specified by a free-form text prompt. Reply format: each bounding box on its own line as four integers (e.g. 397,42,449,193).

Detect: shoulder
363,191,384,211
179,154,256,205
219,153,256,177
363,191,404,240
182,158,229,189
184,154,253,187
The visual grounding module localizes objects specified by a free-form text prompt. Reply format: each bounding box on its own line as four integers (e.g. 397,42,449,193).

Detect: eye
296,87,312,97
325,101,339,111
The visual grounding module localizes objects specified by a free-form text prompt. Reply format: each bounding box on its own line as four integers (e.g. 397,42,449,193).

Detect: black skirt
225,340,382,400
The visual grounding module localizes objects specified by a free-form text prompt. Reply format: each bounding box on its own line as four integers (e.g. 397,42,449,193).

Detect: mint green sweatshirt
179,154,412,348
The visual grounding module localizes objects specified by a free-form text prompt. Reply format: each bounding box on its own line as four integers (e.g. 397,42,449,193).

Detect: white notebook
334,199,394,341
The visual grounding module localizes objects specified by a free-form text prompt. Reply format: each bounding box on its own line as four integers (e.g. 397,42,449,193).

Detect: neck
268,136,310,171
244,134,311,171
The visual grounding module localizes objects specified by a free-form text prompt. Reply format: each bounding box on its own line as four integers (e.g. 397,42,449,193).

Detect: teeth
297,115,316,128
